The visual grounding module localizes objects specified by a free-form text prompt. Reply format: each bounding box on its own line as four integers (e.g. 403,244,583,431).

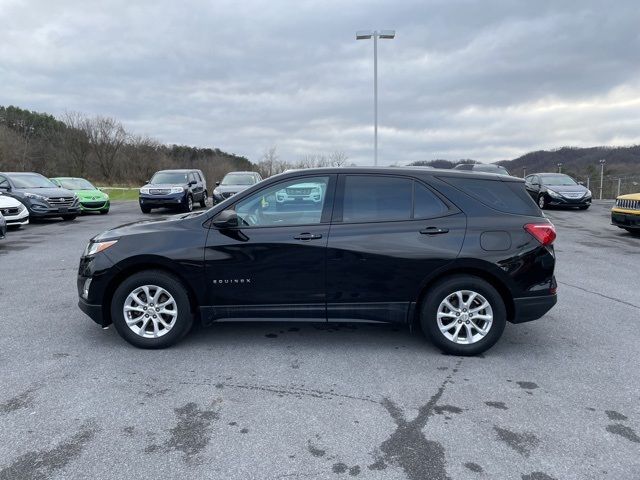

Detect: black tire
141,207,151,214
537,194,546,210
578,205,589,210
200,191,208,208
100,209,109,215
183,195,194,213
420,275,507,356
61,215,77,221
624,228,640,237
110,270,193,349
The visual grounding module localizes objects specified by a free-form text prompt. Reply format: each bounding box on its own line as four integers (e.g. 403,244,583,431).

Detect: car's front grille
286,187,313,196
560,192,584,199
616,199,640,210
82,201,107,208
149,189,171,195
48,196,75,207
0,207,20,216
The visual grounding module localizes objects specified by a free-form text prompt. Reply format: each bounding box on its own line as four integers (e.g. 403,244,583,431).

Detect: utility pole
522,167,526,178
599,159,606,200
557,163,562,173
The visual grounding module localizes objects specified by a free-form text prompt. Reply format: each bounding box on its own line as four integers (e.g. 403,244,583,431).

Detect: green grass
100,188,139,201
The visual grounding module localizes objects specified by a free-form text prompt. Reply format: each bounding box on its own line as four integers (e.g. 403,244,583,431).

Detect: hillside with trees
0,105,253,185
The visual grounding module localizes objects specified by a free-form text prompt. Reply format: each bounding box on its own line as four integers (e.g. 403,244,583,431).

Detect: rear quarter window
440,177,540,216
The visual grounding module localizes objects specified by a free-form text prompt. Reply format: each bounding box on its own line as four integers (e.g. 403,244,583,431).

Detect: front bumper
546,195,591,207
511,294,558,323
26,199,80,217
0,218,6,238
3,208,29,226
80,200,110,212
139,193,186,208
78,297,105,326
611,210,640,230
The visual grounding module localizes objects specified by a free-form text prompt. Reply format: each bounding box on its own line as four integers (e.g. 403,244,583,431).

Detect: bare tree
86,116,127,182
328,151,348,167
258,146,279,177
60,111,92,177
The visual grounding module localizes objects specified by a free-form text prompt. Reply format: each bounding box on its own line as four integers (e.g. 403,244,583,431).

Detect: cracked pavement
0,200,638,479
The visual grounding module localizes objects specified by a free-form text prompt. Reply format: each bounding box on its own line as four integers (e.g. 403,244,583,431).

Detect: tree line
0,105,253,185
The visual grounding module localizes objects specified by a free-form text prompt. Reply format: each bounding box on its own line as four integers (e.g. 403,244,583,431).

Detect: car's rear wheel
538,195,547,209
200,191,208,208
111,270,193,348
420,275,506,356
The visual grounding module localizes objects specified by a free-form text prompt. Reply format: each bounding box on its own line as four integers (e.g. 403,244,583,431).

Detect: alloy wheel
123,285,178,338
436,290,493,344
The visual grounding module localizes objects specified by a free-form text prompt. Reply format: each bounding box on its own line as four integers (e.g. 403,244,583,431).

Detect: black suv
525,173,592,210
0,172,80,220
139,169,207,213
78,168,557,355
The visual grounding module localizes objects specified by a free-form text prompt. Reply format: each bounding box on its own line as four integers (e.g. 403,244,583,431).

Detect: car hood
545,185,588,194
75,189,109,200
15,187,76,197
92,212,204,241
0,194,23,207
617,192,640,201
215,184,252,194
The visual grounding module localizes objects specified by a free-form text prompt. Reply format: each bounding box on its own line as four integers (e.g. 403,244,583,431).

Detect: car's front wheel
183,195,194,212
624,228,640,237
420,275,506,356
111,270,193,348
200,191,208,208
61,215,77,221
538,195,547,209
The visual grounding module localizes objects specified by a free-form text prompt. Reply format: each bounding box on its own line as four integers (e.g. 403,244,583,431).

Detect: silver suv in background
212,171,262,203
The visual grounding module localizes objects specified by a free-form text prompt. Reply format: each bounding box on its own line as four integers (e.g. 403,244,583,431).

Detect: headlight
140,187,150,194
24,192,47,201
17,203,26,212
84,240,118,256
585,189,592,197
170,187,184,194
213,188,221,195
547,190,561,198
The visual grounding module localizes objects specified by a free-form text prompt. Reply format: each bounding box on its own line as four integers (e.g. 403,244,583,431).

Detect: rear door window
413,182,448,218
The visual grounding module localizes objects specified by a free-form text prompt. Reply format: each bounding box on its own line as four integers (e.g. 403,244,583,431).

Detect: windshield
473,164,510,175
542,174,577,186
11,174,56,188
57,178,96,190
150,172,189,184
221,173,256,186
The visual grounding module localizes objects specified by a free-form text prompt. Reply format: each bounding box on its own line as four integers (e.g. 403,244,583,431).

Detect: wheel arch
101,256,201,326
411,263,515,326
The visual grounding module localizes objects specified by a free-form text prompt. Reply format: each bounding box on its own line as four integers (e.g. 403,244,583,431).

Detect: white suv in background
0,193,29,228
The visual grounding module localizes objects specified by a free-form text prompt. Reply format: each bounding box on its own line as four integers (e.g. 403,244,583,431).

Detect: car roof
272,166,521,182
534,173,572,177
155,169,200,173
224,171,260,175
0,171,44,176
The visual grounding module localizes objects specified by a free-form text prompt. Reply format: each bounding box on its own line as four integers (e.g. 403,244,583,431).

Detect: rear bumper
611,211,640,229
511,294,557,323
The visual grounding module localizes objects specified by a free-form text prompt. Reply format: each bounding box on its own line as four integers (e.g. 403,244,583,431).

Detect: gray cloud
1,0,639,165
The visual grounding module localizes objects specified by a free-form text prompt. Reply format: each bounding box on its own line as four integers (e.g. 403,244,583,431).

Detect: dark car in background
139,169,207,213
77,167,557,356
0,172,80,220
525,173,592,210
453,163,510,175
212,171,262,203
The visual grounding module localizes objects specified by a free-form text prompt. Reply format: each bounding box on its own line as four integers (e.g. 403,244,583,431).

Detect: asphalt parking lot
0,200,638,480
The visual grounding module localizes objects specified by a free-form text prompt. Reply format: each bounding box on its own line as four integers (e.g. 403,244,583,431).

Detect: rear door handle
294,233,323,240
420,226,449,235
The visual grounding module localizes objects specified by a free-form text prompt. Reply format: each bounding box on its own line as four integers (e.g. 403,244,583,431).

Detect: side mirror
0,186,10,192
188,180,196,186
578,181,584,186
213,209,239,229
215,181,220,186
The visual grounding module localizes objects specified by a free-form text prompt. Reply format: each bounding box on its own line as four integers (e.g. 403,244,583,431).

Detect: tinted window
442,177,540,216
414,182,448,218
151,172,188,184
343,176,412,222
541,174,577,186
222,173,256,186
188,173,196,183
0,176,9,189
10,174,56,188
234,176,330,227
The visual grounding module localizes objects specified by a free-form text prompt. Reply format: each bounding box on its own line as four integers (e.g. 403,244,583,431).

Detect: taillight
524,222,556,246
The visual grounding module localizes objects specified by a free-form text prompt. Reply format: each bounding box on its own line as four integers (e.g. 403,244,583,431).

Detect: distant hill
497,146,640,177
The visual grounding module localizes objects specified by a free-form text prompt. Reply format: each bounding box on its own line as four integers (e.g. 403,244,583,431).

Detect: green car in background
50,177,110,214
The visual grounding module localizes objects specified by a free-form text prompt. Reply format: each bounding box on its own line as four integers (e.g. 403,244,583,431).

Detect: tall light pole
599,159,606,200
557,163,563,173
356,30,395,166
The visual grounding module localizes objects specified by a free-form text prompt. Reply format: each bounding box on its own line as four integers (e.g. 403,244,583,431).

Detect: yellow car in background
611,193,640,236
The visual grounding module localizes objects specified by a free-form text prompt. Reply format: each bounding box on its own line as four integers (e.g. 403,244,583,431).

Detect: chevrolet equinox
78,167,557,355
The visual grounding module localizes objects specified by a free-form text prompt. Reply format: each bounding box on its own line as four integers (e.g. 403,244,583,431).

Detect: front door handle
294,233,323,241
420,226,449,235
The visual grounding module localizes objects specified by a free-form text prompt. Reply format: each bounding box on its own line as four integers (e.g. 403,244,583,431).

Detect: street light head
378,30,396,39
356,30,373,40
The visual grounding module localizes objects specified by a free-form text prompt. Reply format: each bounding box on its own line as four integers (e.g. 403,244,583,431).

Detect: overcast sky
1,0,639,165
